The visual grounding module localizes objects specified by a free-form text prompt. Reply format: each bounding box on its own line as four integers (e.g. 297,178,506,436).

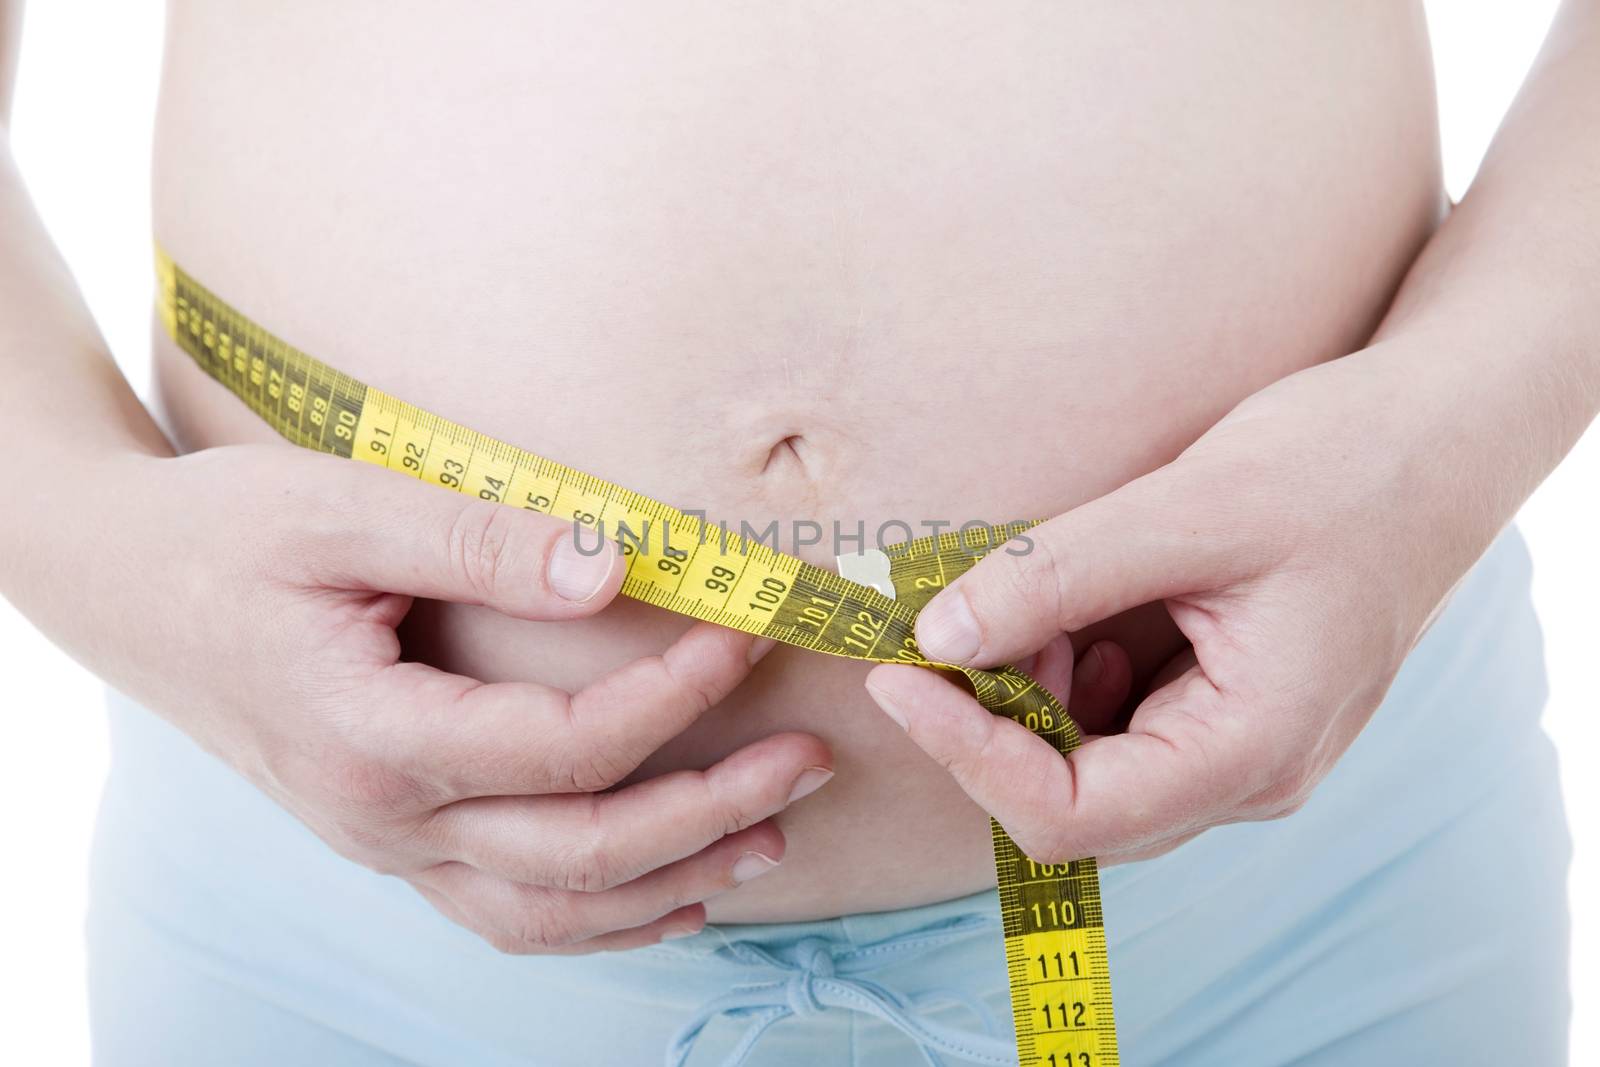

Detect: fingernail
1074,645,1106,687
548,536,616,603
663,925,701,941
748,637,778,665
786,766,833,803
731,851,781,885
916,588,981,663
865,680,910,732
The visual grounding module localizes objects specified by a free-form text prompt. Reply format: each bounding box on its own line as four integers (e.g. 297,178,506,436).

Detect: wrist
1329,334,1564,594
1374,201,1600,433
1,448,167,614
1377,314,1594,497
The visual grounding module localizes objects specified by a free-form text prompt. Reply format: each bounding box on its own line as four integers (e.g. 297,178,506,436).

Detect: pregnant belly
149,0,1441,920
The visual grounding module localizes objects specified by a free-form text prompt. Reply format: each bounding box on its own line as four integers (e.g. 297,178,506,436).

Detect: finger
914,470,1253,667
296,455,627,620
412,879,706,955
866,660,1269,861
1012,633,1076,705
420,822,784,952
1015,635,1129,736
565,622,784,791
366,621,782,798
1069,640,1132,735
543,909,707,955
423,732,832,889
1146,644,1200,692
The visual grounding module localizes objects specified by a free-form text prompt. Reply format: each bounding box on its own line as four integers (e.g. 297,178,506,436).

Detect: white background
0,2,1593,1063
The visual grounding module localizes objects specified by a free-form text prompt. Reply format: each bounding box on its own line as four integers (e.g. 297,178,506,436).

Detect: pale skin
868,3,1600,866
2,1,1597,959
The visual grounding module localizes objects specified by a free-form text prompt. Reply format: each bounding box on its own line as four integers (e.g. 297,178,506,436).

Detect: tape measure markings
156,245,1119,1066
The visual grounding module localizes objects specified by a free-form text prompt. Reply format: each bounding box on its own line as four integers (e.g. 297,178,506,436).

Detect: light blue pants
87,529,1570,1065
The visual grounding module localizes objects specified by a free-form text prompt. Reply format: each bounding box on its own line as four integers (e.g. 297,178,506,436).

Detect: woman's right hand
33,443,832,953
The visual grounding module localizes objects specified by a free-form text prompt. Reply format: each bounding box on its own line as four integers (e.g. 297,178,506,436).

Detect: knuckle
557,846,613,895
560,806,631,892
483,929,537,956
970,541,1061,640
551,695,629,794
988,551,1043,612
1007,760,1080,864
658,653,722,717
320,816,403,872
721,801,757,838
1237,738,1317,819
445,501,525,602
326,753,426,818
931,705,1000,782
349,841,407,876
553,748,625,795
1249,766,1315,820
697,772,755,839
1017,823,1078,867
511,897,581,950
1215,705,1317,822
1031,534,1079,632
1271,790,1312,820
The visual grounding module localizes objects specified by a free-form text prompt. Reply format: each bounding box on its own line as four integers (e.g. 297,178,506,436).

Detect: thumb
915,466,1249,667
295,453,626,620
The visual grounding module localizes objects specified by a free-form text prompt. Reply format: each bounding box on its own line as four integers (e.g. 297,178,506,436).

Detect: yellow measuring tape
155,245,1118,1066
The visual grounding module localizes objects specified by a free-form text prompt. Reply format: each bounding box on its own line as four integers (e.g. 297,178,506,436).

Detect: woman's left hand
864,343,1513,866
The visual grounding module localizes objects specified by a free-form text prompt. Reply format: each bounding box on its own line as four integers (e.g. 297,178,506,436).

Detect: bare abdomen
150,0,1441,920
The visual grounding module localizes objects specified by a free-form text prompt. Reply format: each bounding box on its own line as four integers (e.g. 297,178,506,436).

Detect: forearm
0,138,174,613
1370,0,1600,521
0,3,18,124
0,143,171,461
